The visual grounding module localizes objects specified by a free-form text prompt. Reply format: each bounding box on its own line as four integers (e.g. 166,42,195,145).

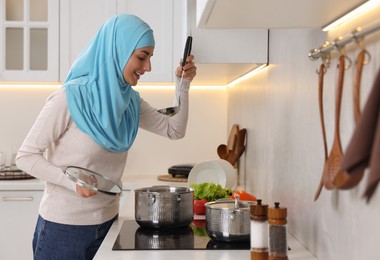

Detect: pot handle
230,194,241,219
233,193,240,210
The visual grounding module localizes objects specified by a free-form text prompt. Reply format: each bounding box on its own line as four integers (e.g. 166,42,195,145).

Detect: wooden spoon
217,144,228,159
333,50,366,189
322,55,345,190
314,63,328,201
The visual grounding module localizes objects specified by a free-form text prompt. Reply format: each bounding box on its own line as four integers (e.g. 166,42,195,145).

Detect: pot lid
134,185,192,194
205,199,255,210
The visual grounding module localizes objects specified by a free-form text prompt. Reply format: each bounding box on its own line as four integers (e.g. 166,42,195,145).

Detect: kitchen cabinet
60,0,181,83
1,0,271,85
195,0,367,29
59,0,117,82
0,190,43,260
0,0,59,82
117,0,182,83
187,0,268,85
0,0,181,83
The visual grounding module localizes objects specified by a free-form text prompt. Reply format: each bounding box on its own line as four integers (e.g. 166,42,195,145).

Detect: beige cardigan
16,77,190,225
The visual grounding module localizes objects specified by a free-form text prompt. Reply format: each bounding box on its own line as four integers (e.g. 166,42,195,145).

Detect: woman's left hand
76,184,97,197
176,55,197,81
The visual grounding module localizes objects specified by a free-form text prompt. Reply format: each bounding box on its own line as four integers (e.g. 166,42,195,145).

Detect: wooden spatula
322,54,345,190
333,50,367,189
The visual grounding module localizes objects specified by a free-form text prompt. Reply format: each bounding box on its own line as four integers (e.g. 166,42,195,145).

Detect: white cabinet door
0,0,59,82
59,0,117,81
0,191,43,260
117,0,175,83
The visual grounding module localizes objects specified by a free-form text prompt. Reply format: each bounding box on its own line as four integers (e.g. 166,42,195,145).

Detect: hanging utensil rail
308,23,380,62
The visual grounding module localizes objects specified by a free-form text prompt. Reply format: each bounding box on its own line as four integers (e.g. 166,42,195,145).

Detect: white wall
126,87,227,174
0,86,227,173
228,16,380,260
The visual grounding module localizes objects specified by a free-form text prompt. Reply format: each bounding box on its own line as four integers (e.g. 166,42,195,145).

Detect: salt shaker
268,202,288,260
250,199,269,260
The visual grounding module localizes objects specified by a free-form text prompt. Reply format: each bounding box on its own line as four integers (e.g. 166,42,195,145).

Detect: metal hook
333,37,352,70
314,41,331,74
316,64,327,75
352,28,371,65
344,55,352,70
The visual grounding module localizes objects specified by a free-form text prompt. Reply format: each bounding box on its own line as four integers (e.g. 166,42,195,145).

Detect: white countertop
0,173,184,191
95,176,318,260
0,174,317,259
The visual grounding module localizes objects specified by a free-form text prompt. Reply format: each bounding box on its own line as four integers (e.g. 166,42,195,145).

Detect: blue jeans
32,215,117,260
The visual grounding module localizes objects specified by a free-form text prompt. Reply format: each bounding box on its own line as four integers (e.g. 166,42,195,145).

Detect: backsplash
0,87,227,173
228,28,380,259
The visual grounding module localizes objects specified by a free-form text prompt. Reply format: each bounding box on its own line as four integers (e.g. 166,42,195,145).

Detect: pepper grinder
268,202,288,260
250,199,269,260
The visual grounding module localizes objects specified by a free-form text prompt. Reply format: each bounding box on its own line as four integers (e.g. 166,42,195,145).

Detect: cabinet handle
2,197,34,201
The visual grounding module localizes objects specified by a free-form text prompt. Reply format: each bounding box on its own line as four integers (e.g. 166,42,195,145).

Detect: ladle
314,63,328,201
157,36,192,116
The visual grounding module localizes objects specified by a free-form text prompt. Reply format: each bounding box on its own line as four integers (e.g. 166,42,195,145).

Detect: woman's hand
176,54,197,81
76,184,97,198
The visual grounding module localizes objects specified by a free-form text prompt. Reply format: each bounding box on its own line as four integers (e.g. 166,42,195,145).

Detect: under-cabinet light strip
1,66,271,90
0,83,226,90
227,64,268,88
322,0,380,31
309,22,380,60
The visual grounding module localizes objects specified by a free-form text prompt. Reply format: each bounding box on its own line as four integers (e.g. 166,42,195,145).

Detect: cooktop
112,220,250,250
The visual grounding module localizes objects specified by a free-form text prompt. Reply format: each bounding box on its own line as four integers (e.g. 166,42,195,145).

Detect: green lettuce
190,182,232,201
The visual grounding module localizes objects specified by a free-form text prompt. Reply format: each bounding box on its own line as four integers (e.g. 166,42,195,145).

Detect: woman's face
123,46,154,86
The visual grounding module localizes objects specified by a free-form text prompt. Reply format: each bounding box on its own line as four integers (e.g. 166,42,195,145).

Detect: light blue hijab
64,14,155,152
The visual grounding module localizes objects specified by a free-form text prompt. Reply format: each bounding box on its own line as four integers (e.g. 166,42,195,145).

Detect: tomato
230,190,257,201
193,198,208,215
192,219,206,229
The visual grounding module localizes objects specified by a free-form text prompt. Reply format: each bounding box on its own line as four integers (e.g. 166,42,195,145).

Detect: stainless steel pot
134,186,193,229
205,196,255,242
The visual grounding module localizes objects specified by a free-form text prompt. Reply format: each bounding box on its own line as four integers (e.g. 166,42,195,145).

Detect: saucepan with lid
134,185,194,229
205,194,255,242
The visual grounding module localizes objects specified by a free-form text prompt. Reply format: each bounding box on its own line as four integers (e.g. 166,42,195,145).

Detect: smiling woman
123,47,154,86
15,13,197,260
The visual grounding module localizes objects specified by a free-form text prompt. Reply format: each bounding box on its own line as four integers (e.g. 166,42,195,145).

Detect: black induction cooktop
112,220,250,250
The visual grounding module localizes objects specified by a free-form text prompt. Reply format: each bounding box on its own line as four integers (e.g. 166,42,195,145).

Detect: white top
16,77,190,225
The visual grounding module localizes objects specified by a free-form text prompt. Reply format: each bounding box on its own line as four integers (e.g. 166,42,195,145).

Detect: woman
16,14,196,259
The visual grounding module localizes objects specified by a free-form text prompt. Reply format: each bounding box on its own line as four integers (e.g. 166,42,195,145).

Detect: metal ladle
157,36,192,116
157,70,185,116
